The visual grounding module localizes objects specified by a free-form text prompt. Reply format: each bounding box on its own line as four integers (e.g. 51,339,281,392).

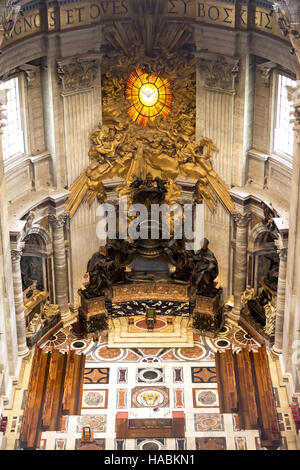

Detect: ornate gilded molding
196,53,240,94
49,213,68,229
57,53,102,94
232,212,252,227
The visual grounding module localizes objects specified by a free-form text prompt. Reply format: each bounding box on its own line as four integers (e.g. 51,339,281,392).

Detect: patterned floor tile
196,437,226,450
191,367,217,383
84,368,110,384
77,415,107,433
194,413,224,431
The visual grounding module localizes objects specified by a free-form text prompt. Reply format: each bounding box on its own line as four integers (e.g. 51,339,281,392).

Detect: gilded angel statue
65,120,234,218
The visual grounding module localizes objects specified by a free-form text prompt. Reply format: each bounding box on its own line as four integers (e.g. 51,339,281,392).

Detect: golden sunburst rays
125,68,172,127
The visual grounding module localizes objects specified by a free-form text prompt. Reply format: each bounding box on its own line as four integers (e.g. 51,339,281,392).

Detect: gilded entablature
0,0,288,51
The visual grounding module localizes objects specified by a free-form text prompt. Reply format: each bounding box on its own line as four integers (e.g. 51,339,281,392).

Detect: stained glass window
125,68,172,127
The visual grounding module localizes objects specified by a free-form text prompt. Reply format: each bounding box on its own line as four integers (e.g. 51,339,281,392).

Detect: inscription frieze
0,1,289,50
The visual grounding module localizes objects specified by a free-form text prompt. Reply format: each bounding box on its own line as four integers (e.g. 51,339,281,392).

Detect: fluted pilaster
196,53,240,298
56,54,102,309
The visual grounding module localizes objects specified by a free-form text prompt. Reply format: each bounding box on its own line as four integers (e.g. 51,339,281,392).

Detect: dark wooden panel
41,349,66,431
251,345,281,447
62,350,85,416
116,415,185,438
215,349,238,414
215,346,281,448
20,349,50,449
235,348,258,430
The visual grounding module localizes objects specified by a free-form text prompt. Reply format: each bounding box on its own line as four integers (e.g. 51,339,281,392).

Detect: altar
76,174,226,347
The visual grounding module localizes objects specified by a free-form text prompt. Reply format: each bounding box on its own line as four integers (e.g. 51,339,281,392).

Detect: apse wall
0,19,297,309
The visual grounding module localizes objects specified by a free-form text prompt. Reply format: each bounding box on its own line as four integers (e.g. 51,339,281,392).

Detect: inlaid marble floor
2,318,298,451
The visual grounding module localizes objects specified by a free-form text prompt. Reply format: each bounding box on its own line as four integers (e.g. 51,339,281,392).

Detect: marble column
49,213,70,321
10,249,29,356
231,212,251,320
272,246,288,355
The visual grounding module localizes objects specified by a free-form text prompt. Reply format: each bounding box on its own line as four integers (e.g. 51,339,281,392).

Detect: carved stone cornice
232,212,252,227
49,213,68,229
196,53,240,94
57,53,102,94
18,64,40,88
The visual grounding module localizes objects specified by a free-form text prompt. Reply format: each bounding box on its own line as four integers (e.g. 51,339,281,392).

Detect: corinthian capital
57,53,102,93
257,61,277,88
278,247,288,262
49,213,68,229
11,249,22,262
275,239,288,262
196,53,240,94
232,212,251,227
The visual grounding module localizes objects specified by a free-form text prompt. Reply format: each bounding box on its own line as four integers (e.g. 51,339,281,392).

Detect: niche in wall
21,233,46,292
